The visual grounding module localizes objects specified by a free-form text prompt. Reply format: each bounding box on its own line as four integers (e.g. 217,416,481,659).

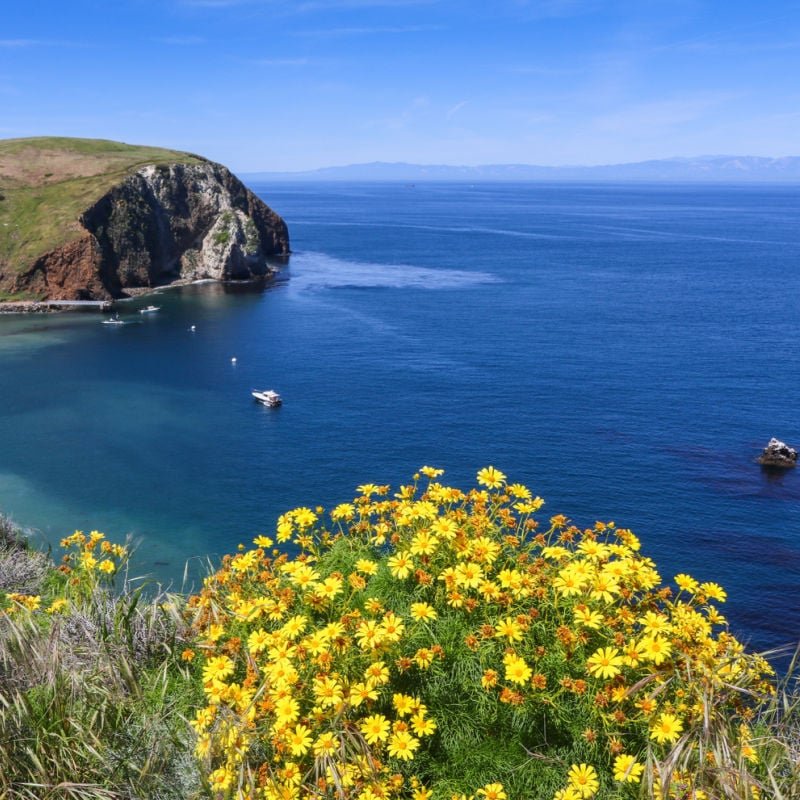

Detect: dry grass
0,550,206,800
0,514,49,594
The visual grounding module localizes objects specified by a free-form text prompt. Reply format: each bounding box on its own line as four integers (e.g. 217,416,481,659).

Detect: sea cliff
0,137,289,302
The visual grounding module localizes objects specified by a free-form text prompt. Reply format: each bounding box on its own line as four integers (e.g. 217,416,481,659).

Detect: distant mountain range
243,155,800,183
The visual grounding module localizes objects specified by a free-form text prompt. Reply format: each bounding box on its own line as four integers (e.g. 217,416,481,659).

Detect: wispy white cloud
0,38,92,49
295,24,442,36
446,100,468,119
591,93,738,135
179,0,438,7
505,64,585,76
250,57,314,66
154,35,206,45
507,0,603,21
296,0,439,8
0,39,43,47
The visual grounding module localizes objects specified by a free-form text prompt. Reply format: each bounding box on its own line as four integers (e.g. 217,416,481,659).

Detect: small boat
101,315,125,325
139,305,160,314
252,389,282,407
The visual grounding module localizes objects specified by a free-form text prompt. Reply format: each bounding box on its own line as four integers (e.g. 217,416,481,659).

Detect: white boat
139,305,160,314
252,389,282,407
101,315,125,325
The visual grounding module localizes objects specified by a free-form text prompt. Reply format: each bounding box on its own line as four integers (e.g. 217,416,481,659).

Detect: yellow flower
208,767,233,791
387,551,414,579
392,693,416,716
410,602,437,622
567,763,599,798
287,723,313,756
313,676,344,709
622,639,646,668
638,611,672,635
481,669,499,689
364,661,390,687
253,534,273,547
476,466,506,488
410,529,439,556
356,558,379,575
613,754,643,783
331,503,355,520
248,628,271,654
640,635,672,665
477,784,506,800
46,598,68,614
554,569,586,597
380,611,405,642
313,731,339,757
350,682,379,706
80,552,97,570
274,696,300,725
495,616,524,642
420,465,444,477
553,789,582,800
503,653,532,685
387,730,419,761
411,712,437,737
205,623,225,642
573,605,603,629
413,786,433,800
586,647,624,680
357,619,384,649
699,582,727,602
675,573,699,592
98,559,116,574
431,517,458,539
318,574,344,601
292,507,318,528
202,655,235,683
414,648,434,669
590,575,620,604
650,712,684,744
360,714,390,744
454,561,484,588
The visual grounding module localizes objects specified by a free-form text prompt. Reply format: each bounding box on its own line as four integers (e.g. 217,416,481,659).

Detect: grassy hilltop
0,137,205,292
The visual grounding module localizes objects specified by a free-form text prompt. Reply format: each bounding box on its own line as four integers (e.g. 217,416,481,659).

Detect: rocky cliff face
10,162,289,300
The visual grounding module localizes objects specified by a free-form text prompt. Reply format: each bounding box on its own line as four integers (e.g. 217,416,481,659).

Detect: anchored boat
139,305,160,314
252,389,282,407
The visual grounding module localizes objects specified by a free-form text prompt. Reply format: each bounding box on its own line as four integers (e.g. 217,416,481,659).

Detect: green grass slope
0,137,206,284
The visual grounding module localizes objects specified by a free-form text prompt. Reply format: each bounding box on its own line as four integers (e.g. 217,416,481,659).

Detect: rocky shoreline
0,272,282,314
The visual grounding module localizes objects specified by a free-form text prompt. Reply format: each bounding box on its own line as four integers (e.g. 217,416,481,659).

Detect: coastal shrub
188,468,785,800
0,531,205,799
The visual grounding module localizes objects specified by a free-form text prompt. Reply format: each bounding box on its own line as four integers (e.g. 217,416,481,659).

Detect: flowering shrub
188,468,776,800
0,528,128,615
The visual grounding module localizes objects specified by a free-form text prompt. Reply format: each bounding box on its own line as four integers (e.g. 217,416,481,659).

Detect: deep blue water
1,182,798,655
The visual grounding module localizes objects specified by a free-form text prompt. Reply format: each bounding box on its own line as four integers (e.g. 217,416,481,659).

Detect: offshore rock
758,438,797,468
10,162,289,301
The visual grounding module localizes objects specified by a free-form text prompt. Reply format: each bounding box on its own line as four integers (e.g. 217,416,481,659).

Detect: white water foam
279,251,500,292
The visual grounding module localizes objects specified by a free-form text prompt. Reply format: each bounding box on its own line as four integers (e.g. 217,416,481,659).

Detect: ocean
0,181,798,655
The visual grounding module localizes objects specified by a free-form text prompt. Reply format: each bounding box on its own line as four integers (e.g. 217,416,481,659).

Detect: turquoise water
1,182,798,653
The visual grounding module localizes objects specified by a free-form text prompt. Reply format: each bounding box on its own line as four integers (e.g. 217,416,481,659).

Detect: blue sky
2,0,799,171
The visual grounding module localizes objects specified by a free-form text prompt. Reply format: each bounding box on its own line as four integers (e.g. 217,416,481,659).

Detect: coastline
0,272,280,314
